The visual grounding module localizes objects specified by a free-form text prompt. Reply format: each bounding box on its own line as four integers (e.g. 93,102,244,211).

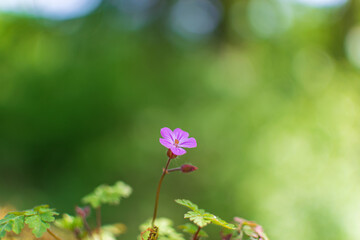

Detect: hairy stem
96,206,102,240
193,226,201,240
151,157,171,226
47,228,62,240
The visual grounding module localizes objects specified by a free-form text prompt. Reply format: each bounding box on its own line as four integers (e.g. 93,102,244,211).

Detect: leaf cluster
0,205,58,238
82,181,132,208
55,213,83,231
175,199,236,229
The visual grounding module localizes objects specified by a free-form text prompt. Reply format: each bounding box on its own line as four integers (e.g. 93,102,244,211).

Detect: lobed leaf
174,199,199,211
82,181,132,208
184,211,211,228
25,215,50,238
175,199,236,230
0,214,25,238
0,205,58,239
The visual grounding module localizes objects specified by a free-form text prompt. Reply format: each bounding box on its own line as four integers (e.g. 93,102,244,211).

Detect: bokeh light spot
345,26,360,69
170,0,222,39
0,0,102,20
248,0,292,38
294,0,348,8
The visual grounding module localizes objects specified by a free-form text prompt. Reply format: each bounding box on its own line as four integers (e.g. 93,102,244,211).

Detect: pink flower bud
167,149,177,159
75,206,90,218
180,164,198,173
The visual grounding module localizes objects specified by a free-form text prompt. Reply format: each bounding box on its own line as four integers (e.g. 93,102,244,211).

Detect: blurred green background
1,0,360,239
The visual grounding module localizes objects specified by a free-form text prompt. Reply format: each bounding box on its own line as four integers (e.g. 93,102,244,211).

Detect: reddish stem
151,157,172,226
193,226,202,240
47,229,62,240
96,206,102,240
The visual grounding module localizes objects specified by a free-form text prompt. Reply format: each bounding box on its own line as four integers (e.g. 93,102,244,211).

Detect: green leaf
0,214,25,237
175,199,236,230
0,205,58,239
25,215,50,238
184,211,211,228
178,223,208,237
203,213,236,229
0,215,14,238
82,181,132,208
11,215,25,234
55,214,83,231
39,208,58,222
174,199,199,211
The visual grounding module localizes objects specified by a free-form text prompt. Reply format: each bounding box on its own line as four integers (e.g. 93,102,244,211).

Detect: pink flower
159,127,197,156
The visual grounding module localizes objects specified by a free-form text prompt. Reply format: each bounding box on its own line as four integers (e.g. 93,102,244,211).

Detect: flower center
174,139,179,146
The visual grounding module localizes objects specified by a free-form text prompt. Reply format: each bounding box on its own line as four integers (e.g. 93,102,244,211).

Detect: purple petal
173,128,189,141
159,138,173,148
170,146,186,155
160,127,175,143
179,137,197,148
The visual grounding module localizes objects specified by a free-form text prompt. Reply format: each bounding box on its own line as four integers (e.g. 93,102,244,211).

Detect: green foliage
55,214,83,231
0,215,24,237
178,223,208,237
138,218,184,240
82,181,132,208
86,223,126,240
175,199,235,230
0,205,58,238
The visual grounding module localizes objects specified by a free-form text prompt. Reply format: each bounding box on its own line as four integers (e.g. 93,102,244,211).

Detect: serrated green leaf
11,215,25,234
175,199,236,230
0,205,58,239
178,223,208,237
0,214,25,237
203,213,236,229
174,199,199,211
25,215,50,238
24,210,37,216
0,217,13,238
39,209,58,222
82,181,132,208
184,211,211,228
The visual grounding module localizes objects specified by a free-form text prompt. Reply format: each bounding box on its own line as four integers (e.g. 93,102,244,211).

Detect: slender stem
193,226,201,240
167,167,181,173
151,157,172,226
82,217,94,240
96,206,102,240
47,229,62,240
74,228,82,240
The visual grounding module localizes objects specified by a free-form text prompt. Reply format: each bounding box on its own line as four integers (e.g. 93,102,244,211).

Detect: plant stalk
47,229,62,240
193,226,201,240
82,217,94,240
151,157,172,226
96,206,102,240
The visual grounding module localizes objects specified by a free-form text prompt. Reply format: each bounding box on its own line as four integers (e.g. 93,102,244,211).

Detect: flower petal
173,128,189,141
160,127,175,142
159,138,173,148
179,137,197,148
170,146,186,155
